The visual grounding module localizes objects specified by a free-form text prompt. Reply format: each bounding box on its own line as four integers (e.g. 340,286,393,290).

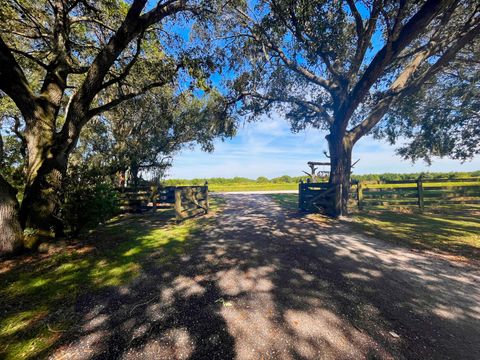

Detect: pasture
270,192,480,259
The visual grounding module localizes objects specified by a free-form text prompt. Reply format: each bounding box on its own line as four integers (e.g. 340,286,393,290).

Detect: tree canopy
219,0,480,214
0,0,238,254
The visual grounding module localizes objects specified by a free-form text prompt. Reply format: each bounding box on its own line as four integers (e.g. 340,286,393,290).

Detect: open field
268,193,480,260
366,180,480,189
0,201,222,360
208,182,298,192
193,178,480,193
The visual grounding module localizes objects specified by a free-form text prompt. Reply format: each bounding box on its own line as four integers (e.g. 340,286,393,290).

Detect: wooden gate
174,186,209,221
117,185,209,221
299,182,334,213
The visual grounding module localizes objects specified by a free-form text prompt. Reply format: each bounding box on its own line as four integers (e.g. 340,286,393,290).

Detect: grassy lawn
209,182,298,192
350,210,480,259
268,193,480,259
364,181,480,189
0,200,222,360
207,180,480,192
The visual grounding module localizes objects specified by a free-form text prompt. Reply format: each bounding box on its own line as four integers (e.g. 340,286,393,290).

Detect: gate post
204,182,209,214
174,188,183,221
357,181,363,210
417,177,424,212
299,181,304,211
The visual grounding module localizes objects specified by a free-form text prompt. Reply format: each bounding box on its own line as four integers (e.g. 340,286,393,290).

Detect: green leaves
379,60,480,162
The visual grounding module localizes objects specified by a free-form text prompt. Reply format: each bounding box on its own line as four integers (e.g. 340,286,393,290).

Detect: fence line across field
299,177,480,212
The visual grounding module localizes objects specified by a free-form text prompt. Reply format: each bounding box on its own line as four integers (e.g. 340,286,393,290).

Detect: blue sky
167,113,480,179
159,3,480,180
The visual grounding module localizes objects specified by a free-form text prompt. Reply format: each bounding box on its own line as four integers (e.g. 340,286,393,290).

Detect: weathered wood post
299,180,304,211
357,181,364,210
174,188,183,222
417,176,424,212
204,181,209,214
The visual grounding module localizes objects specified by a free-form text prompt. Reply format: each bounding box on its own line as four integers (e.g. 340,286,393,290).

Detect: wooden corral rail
174,186,209,221
116,185,209,221
117,187,154,213
353,177,480,211
299,182,358,215
298,182,330,212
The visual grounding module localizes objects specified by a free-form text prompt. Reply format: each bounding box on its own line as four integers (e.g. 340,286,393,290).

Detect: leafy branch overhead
0,0,239,252
222,0,480,157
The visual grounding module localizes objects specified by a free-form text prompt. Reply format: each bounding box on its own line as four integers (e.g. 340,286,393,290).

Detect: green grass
0,200,222,360
363,181,480,189
267,193,480,259
350,210,480,259
208,182,298,192
210,180,480,192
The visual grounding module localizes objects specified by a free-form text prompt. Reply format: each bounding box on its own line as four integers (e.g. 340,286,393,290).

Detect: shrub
63,182,119,235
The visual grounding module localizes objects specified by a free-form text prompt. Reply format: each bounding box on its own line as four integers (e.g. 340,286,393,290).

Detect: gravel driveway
52,194,480,360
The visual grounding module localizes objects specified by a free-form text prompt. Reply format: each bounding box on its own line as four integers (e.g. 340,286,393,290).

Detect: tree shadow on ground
40,194,480,360
0,208,217,360
350,208,480,259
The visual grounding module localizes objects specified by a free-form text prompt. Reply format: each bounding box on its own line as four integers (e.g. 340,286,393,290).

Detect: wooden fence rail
354,177,480,211
298,182,330,212
116,184,209,221
174,186,209,221
299,177,480,213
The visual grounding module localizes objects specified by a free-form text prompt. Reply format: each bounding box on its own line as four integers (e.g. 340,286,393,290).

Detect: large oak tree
0,0,232,255
224,0,480,216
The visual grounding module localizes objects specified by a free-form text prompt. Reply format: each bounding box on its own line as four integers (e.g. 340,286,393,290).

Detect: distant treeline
163,171,480,185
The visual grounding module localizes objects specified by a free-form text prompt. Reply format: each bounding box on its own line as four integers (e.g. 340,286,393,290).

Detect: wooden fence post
357,181,363,210
204,183,209,214
299,181,304,211
417,177,424,212
174,188,183,221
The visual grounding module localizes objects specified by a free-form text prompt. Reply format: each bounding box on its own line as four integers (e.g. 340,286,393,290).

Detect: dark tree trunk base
0,175,23,256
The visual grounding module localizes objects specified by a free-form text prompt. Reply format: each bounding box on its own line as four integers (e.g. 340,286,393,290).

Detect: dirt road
53,194,480,360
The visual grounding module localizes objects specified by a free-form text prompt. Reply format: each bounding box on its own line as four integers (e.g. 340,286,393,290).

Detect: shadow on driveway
51,194,480,359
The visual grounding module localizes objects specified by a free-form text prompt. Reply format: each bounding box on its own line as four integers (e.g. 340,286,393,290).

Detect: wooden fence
353,177,480,211
117,187,155,213
117,185,209,221
298,182,331,212
174,186,209,221
299,178,480,213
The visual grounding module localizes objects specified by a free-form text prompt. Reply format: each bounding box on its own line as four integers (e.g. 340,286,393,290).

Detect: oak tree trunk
19,155,67,238
327,133,352,217
0,174,23,256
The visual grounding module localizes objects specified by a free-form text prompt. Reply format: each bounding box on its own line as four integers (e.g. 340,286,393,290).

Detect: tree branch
100,35,143,90
245,91,333,124
339,0,453,130
0,35,37,121
70,16,116,32
348,0,381,81
235,7,335,92
349,17,480,144
346,0,363,40
87,80,168,118
10,48,49,69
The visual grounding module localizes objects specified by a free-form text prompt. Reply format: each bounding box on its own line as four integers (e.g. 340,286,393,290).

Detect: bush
63,182,119,235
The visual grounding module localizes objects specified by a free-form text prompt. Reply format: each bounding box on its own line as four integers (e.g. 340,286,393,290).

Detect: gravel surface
51,194,480,360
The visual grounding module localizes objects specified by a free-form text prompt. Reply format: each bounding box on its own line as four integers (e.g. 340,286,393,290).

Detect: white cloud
168,114,480,179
